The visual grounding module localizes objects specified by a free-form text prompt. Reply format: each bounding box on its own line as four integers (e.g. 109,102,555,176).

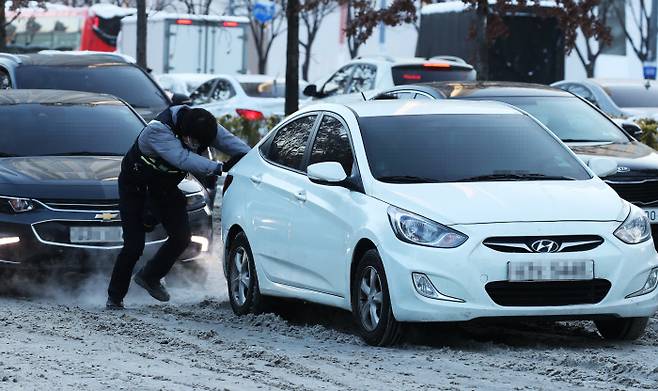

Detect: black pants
107,172,191,301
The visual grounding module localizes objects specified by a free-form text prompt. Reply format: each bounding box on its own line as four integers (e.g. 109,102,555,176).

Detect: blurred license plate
643,207,658,224
508,260,594,281
70,227,123,243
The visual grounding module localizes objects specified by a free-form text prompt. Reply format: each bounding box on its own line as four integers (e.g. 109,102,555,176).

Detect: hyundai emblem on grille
530,239,560,253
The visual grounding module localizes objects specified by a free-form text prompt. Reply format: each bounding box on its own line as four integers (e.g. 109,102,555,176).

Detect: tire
351,249,403,346
595,317,649,340
227,232,267,315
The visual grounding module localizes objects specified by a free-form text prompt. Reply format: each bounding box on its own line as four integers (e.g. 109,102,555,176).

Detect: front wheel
351,249,403,346
227,232,267,315
595,317,649,340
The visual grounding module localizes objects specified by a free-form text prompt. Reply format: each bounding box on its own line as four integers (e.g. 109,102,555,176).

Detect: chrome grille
606,180,658,205
483,235,603,253
39,199,119,212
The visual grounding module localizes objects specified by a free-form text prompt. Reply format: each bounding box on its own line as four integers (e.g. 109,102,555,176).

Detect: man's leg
107,178,146,303
139,188,191,282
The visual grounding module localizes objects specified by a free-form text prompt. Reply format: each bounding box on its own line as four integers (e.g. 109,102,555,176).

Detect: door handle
249,174,262,184
294,190,307,202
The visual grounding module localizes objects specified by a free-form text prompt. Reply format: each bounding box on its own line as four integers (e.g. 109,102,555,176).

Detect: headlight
614,206,652,244
0,196,35,213
185,192,207,211
387,206,467,248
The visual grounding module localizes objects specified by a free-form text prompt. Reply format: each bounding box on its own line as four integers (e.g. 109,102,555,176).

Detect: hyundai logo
617,166,630,173
530,239,560,253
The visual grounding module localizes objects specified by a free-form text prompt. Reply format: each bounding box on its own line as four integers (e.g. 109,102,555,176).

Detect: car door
247,113,320,285
190,79,217,106
287,113,360,296
204,78,238,117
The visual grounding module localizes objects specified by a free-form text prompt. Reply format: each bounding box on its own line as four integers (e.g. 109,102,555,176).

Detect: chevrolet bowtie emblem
95,212,119,221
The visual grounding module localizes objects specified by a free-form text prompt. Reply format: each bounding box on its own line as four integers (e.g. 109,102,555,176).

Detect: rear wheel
352,249,403,346
227,232,267,315
595,317,649,340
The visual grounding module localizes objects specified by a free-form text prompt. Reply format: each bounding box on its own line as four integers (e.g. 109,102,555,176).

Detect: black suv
372,81,658,248
0,51,187,121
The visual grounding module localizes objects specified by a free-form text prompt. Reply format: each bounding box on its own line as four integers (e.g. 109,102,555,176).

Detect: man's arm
142,123,221,177
212,124,251,156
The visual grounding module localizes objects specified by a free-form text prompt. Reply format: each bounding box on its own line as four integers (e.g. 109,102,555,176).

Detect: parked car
0,90,212,279
0,51,187,121
221,100,658,346
154,73,216,97
302,56,476,103
189,74,308,121
552,79,658,119
371,81,658,249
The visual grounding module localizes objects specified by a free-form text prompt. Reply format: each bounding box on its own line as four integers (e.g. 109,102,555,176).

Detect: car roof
412,81,571,98
0,89,126,106
340,99,521,117
7,51,133,66
351,56,474,69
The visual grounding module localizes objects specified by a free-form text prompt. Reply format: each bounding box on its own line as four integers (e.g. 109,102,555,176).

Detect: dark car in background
372,81,658,248
0,90,212,278
0,51,188,121
552,79,658,119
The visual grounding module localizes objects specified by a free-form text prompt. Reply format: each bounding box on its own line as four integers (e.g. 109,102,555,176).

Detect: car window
321,65,354,97
267,115,318,171
211,79,235,101
414,92,433,100
0,68,11,89
567,84,597,104
190,79,217,105
392,91,416,100
346,64,377,94
309,115,354,176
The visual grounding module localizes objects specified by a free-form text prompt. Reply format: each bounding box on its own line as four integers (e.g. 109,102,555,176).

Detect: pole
136,0,147,69
650,0,657,62
285,0,300,115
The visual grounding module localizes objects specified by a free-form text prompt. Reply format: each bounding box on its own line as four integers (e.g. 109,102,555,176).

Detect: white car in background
302,56,476,103
189,74,308,121
154,73,216,96
221,100,658,346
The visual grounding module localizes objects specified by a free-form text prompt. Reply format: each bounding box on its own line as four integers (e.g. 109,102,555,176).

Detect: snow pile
89,4,136,19
421,0,559,15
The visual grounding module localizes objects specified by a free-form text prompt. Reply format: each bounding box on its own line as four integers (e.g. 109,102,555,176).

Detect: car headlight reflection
387,206,467,248
614,206,652,244
0,196,35,214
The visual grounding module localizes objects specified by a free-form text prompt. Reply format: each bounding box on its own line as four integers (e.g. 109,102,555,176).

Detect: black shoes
134,271,170,302
106,297,125,310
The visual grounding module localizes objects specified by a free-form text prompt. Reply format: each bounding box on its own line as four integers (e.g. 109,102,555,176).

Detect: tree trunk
301,44,311,82
474,0,488,80
258,56,267,74
0,0,6,52
285,0,300,115
136,0,147,69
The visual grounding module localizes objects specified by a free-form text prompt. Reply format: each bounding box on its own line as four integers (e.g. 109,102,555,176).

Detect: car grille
606,180,658,205
40,199,120,211
32,221,167,248
482,235,603,253
485,279,611,306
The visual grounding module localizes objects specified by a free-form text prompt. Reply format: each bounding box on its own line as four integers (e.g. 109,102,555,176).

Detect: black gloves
223,153,247,172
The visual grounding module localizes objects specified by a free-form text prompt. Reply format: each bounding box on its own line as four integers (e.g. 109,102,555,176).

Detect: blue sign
253,1,275,24
644,63,657,80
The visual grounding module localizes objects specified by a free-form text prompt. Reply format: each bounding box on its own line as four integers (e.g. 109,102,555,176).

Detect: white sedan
220,100,658,346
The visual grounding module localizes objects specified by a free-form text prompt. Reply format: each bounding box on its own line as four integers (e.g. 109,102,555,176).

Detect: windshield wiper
377,175,438,183
43,152,124,157
0,153,17,157
458,173,577,182
562,139,612,143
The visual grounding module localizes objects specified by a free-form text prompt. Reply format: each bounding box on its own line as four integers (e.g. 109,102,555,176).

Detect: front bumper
379,221,658,322
0,206,213,274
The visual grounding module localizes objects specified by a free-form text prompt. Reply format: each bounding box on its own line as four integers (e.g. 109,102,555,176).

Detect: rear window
0,103,143,157
392,65,476,85
359,114,591,183
603,84,658,108
15,64,169,109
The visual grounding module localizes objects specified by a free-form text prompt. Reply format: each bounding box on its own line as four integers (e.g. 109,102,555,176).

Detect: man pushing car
106,106,250,309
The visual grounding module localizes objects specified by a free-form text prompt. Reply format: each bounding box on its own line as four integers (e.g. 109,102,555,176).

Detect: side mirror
303,84,318,97
622,122,643,139
171,93,191,106
307,162,347,184
588,157,618,178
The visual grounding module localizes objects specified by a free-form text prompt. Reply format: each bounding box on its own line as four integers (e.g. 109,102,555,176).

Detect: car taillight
223,21,239,27
423,63,451,68
402,74,422,80
222,175,234,196
176,19,193,25
236,109,265,121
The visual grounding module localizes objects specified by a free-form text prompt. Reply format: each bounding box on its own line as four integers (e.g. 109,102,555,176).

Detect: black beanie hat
177,107,218,148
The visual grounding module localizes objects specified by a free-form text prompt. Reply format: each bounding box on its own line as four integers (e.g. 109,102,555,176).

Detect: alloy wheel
230,246,251,306
358,266,384,331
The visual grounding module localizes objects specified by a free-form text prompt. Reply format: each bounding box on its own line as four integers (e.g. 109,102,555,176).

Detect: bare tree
1,0,44,52
299,0,337,80
236,0,287,74
612,0,651,62
180,0,216,14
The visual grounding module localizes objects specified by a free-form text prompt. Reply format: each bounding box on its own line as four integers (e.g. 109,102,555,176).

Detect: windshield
476,96,629,143
0,103,143,157
15,64,169,109
603,83,658,108
359,114,591,183
240,81,305,98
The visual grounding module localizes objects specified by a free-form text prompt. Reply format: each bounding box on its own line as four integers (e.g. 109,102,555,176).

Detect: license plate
70,227,123,243
643,207,658,224
507,260,594,281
